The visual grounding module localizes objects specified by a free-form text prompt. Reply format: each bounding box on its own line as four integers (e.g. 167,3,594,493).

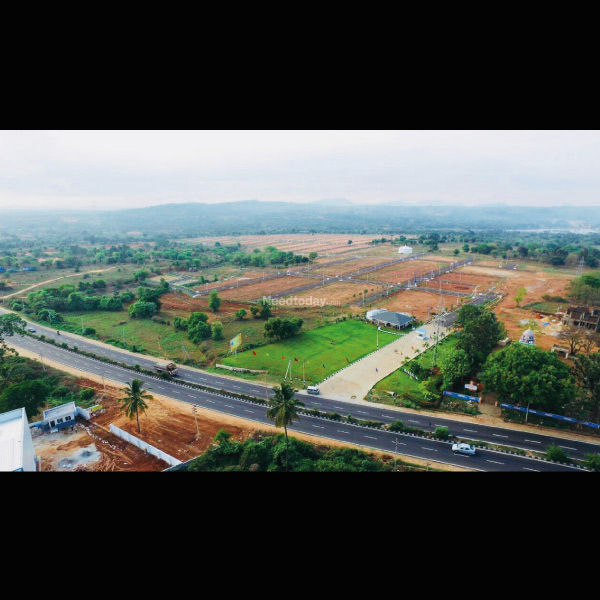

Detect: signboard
464,383,478,391
444,391,481,403
229,333,242,353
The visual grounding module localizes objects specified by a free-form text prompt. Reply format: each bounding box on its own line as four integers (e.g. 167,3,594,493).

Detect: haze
0,130,598,211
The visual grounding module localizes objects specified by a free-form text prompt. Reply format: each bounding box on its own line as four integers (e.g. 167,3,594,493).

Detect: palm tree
266,381,305,472
120,378,153,433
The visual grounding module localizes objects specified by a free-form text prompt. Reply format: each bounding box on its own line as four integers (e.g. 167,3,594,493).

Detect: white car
28,328,36,333
452,443,476,456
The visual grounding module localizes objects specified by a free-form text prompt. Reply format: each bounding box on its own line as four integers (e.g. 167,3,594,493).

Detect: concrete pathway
313,324,449,402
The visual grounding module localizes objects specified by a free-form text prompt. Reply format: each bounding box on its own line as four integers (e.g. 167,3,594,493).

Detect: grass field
222,320,397,383
374,335,459,398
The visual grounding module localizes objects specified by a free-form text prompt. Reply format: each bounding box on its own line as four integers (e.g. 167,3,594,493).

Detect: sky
0,130,599,210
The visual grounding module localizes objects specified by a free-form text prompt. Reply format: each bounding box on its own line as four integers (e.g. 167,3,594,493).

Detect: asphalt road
3,315,592,472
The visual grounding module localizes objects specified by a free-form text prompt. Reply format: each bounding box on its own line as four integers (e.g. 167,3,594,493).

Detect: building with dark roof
366,309,413,330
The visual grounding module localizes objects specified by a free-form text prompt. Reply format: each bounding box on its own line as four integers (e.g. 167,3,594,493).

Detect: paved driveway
312,323,449,403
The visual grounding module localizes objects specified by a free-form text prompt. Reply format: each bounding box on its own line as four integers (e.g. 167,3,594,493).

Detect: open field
218,276,311,300
222,320,397,383
289,282,388,306
355,260,447,284
310,257,394,276
374,289,464,321
492,268,573,351
440,271,499,288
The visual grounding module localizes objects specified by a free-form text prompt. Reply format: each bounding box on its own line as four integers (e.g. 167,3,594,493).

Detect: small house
41,402,77,432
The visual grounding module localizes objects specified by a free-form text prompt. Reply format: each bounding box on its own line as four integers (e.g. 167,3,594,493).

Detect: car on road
452,442,476,456
307,386,320,395
28,328,36,333
416,333,428,340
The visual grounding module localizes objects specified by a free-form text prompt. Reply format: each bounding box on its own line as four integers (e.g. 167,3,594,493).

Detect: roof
369,310,413,327
0,408,26,472
366,308,387,319
43,402,76,422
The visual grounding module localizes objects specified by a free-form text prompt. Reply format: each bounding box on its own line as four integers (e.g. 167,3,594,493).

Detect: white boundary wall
109,424,182,467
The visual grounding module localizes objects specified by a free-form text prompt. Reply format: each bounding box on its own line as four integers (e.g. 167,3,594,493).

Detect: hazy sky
0,130,598,210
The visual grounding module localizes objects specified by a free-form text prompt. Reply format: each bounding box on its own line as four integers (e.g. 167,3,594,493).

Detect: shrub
434,426,450,440
388,420,406,432
584,453,600,471
546,444,571,463
83,327,96,336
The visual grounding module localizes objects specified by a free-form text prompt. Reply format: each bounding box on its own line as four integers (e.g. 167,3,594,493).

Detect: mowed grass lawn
374,334,459,396
222,320,397,383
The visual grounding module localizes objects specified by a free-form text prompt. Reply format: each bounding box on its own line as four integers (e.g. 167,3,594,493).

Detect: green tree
482,344,575,413
264,317,303,341
235,308,247,320
456,305,505,367
0,379,48,419
439,348,473,390
514,286,527,307
208,290,221,312
119,378,153,433
572,353,600,423
128,300,157,319
211,321,224,341
266,382,305,472
0,313,26,364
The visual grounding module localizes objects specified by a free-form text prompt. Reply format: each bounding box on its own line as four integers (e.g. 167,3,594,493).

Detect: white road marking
312,425,324,429
364,436,378,440
525,440,542,444
523,467,540,472
463,429,478,433
244,410,255,414
337,430,350,434
493,434,509,438
205,400,215,404
409,420,420,424
224,404,235,408
559,446,577,451
487,460,504,465
422,447,437,452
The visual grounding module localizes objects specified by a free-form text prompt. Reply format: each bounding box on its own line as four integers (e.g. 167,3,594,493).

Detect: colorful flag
253,351,256,356
282,355,285,360
294,357,298,362
229,333,242,353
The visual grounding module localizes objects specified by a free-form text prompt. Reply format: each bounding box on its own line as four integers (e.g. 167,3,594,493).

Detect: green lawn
222,320,397,383
374,334,459,397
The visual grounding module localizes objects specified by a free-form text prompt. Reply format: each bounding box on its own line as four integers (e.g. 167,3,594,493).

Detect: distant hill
1,201,600,237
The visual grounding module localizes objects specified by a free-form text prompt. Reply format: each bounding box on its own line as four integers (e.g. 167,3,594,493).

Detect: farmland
221,320,397,383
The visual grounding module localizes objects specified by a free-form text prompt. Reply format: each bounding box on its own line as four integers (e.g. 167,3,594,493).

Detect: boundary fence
109,424,182,466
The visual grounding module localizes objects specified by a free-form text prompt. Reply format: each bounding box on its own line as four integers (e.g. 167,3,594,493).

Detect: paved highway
3,315,591,472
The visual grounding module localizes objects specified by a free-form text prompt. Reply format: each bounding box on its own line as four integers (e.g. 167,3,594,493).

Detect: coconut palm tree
120,378,153,433
266,381,304,472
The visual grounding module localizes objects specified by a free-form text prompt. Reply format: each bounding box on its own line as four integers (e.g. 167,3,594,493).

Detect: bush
434,426,450,440
78,388,95,401
584,453,600,471
83,327,96,336
388,420,406,432
546,444,571,463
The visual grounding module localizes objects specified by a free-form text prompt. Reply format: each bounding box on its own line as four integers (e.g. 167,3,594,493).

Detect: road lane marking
523,467,540,472
422,447,437,452
364,436,378,440
559,446,577,451
409,420,420,424
463,429,478,433
312,425,324,429
224,404,235,408
487,460,504,465
337,430,350,434
493,434,509,438
244,410,255,414
525,440,542,444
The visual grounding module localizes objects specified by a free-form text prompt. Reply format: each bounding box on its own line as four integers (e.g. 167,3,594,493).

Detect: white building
0,408,38,472
398,245,413,255
41,402,77,432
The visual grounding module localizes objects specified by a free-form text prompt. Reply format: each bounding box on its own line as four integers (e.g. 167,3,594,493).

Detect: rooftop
43,402,76,422
0,408,26,472
368,310,413,328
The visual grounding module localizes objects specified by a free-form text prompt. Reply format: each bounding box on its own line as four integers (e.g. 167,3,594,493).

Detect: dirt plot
77,378,256,464
492,269,572,351
356,260,447,284
34,422,167,472
441,271,499,287
161,293,253,320
311,257,395,276
290,282,388,306
460,265,522,279
376,289,463,321
218,276,311,301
